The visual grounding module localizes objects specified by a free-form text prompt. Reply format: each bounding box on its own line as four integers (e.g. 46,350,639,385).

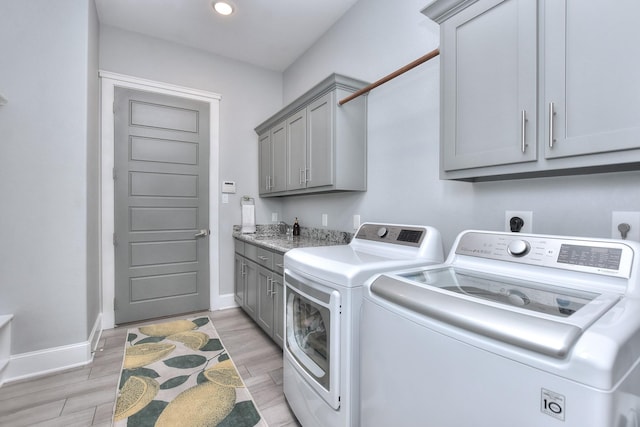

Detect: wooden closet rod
338,47,440,106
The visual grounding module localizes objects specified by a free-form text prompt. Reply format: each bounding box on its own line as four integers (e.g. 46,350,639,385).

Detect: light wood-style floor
0,308,300,427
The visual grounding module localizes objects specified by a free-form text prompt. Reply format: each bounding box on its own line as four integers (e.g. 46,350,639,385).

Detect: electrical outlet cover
505,211,533,233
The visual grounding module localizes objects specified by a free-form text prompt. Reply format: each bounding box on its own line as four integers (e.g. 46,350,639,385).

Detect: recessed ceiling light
213,1,234,16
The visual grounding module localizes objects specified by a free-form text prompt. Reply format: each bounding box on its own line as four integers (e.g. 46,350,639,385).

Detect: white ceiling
94,0,360,72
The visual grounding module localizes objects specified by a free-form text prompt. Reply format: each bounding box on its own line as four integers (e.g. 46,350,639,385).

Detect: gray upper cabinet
259,121,286,194
307,93,334,188
425,0,640,181
286,108,307,191
440,0,537,172
256,73,369,196
543,0,640,160
258,131,271,193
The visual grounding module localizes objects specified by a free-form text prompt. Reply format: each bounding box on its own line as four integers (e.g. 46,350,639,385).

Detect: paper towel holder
241,196,256,234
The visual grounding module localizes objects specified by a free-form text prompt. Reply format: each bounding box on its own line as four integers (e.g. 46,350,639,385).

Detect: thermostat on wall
222,180,236,193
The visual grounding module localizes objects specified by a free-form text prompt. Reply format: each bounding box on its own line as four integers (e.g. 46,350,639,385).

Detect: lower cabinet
234,254,243,306
273,278,285,346
257,266,284,348
234,253,257,320
234,238,285,348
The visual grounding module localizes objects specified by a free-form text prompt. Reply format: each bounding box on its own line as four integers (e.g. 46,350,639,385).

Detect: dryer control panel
355,223,425,247
455,231,634,279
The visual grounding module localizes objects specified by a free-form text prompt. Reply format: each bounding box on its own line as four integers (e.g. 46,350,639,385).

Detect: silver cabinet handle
241,263,246,276
257,255,269,261
299,168,304,185
549,102,556,148
266,277,272,295
521,110,527,153
275,263,284,268
269,277,276,296
305,168,310,183
195,229,210,238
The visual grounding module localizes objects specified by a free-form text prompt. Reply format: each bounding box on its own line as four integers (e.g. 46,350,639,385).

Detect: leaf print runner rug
112,316,268,426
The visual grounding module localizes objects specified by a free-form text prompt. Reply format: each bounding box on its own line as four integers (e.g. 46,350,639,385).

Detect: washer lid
402,267,602,318
373,267,622,358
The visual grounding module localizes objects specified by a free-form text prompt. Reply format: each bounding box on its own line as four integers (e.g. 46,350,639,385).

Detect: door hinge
112,167,117,180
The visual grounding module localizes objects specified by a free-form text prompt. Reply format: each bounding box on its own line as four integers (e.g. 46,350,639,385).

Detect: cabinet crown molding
421,0,479,23
255,73,369,135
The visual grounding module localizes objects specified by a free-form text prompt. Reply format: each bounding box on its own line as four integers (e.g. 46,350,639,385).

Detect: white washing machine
360,230,640,427
283,223,444,427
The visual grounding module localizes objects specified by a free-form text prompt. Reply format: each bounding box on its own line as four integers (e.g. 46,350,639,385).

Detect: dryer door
284,269,341,409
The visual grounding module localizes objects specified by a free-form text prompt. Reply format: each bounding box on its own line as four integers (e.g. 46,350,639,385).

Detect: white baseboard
1,313,101,386
89,313,103,353
212,293,239,311
0,315,13,387
3,341,93,385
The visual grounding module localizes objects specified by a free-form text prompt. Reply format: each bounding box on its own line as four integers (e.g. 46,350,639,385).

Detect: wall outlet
505,211,533,233
353,214,361,230
271,212,278,222
611,211,640,241
322,213,328,227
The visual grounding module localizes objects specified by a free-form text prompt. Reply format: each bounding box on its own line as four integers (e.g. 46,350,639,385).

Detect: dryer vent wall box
222,181,236,193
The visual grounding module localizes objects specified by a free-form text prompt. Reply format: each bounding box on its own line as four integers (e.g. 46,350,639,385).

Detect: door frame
99,71,221,329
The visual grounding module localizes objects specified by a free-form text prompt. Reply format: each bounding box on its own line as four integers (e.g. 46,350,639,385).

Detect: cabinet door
307,92,334,188
243,259,258,320
286,109,307,190
271,121,287,192
258,132,271,194
256,266,274,336
272,273,284,348
544,0,640,159
234,254,244,306
441,0,537,171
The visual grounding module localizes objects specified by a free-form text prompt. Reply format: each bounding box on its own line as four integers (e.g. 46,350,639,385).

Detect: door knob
195,229,210,238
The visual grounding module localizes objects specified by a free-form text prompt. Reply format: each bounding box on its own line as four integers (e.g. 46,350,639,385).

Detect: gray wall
0,0,99,354
278,0,640,251
99,26,283,296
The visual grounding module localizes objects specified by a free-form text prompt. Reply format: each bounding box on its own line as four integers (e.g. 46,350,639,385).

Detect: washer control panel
355,223,425,247
455,231,634,278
